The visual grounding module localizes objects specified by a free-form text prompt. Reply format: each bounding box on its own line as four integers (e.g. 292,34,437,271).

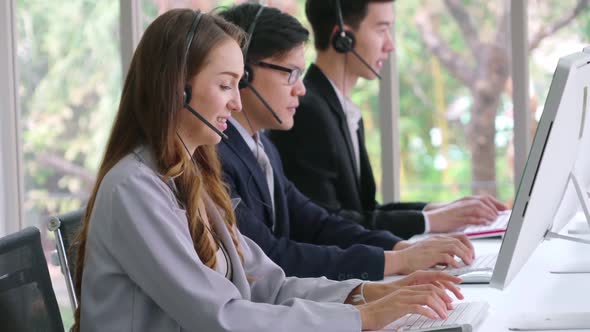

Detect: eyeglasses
251,61,304,85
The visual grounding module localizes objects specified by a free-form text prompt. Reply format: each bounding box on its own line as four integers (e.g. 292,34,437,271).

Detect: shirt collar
327,78,362,129
229,118,262,154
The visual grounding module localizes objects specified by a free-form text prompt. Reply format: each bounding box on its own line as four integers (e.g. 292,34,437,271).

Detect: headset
332,0,355,54
183,10,228,140
331,0,382,79
178,12,232,278
239,6,265,90
238,5,283,124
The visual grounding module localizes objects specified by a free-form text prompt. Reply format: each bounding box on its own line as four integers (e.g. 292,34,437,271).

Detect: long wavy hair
71,9,246,330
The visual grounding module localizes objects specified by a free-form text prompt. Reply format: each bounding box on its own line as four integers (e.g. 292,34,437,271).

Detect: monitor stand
571,171,590,231
567,172,590,234
544,172,590,246
513,173,590,330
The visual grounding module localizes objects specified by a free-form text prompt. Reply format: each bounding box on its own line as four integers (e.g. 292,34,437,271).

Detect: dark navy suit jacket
218,122,402,280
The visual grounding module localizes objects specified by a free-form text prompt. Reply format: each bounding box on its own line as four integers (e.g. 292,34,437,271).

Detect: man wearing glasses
217,3,476,281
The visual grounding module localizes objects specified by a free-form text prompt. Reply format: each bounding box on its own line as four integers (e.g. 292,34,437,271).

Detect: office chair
0,226,65,332
48,208,84,312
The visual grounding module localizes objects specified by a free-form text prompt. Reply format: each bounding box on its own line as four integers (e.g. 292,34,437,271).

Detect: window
16,0,121,325
141,1,304,30
528,0,590,214
396,1,515,203
395,1,589,206
529,0,590,128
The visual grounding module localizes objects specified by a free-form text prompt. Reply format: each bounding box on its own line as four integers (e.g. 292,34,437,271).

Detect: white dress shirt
328,79,362,179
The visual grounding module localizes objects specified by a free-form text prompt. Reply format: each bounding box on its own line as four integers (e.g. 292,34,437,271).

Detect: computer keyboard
384,301,489,331
463,210,511,239
443,253,497,276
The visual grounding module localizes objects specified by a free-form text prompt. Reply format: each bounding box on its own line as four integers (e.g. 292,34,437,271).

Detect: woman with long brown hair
73,8,463,332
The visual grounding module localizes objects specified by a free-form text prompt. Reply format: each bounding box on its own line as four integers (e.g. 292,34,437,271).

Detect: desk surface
381,227,590,331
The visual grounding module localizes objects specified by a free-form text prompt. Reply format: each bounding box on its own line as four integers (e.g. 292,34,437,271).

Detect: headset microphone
239,5,283,124
332,0,382,79
240,80,283,124
183,85,228,140
349,49,381,79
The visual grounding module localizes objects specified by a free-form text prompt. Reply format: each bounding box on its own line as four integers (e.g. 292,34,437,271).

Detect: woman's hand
358,283,459,331
387,271,463,304
362,271,463,305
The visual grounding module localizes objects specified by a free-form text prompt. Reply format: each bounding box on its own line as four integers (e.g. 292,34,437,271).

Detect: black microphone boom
184,103,228,140
350,49,382,80
243,81,283,124
333,0,381,80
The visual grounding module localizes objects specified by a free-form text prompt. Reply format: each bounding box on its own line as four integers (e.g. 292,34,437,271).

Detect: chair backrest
49,209,84,272
0,226,65,332
48,208,84,312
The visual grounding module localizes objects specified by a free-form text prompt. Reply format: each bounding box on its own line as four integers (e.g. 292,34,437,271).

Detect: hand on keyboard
364,271,463,302
358,284,463,331
441,254,497,276
391,234,475,275
424,195,508,233
383,271,464,302
463,210,511,239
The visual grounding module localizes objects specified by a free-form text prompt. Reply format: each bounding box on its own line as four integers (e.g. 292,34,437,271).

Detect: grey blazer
80,147,363,332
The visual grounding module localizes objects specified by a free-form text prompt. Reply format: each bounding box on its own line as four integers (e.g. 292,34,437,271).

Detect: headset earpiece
240,6,265,89
332,0,355,54
239,64,253,90
332,29,355,54
184,84,192,105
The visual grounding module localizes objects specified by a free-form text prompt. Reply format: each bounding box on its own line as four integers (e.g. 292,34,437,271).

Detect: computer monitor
490,48,590,290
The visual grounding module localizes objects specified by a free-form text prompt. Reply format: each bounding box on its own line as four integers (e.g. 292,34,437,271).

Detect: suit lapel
223,123,275,225
305,64,361,188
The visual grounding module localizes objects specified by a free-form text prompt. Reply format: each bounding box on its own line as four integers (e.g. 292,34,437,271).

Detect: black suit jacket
269,64,427,239
218,122,402,280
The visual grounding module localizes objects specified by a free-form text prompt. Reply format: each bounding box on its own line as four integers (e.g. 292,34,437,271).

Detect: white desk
382,230,590,331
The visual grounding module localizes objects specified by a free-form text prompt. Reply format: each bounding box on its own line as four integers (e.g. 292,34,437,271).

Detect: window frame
0,0,23,236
